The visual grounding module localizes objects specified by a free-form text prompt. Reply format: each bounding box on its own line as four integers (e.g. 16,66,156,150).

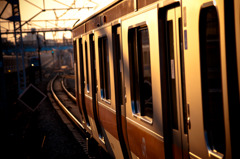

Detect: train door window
89,35,96,92
73,40,77,63
73,40,82,117
199,6,225,155
178,18,188,134
128,25,153,119
79,38,85,87
90,34,103,138
85,41,90,92
113,25,123,106
79,39,85,86
73,40,78,100
73,39,78,81
167,20,178,130
79,38,90,126
98,36,111,100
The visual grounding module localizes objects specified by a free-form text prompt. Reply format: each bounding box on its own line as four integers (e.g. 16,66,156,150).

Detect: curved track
50,74,83,129
61,77,76,102
48,74,112,159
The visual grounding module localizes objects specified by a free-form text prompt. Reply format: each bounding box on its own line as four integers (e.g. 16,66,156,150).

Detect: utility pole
0,29,8,130
36,33,42,82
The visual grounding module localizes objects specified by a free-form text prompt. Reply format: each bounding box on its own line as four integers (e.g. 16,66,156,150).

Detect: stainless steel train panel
182,0,232,158
122,7,164,159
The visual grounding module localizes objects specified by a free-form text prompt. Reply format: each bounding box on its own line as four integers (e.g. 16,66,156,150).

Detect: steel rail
50,74,84,130
61,78,76,102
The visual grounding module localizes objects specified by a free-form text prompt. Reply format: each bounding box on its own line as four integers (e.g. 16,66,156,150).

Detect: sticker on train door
184,30,188,50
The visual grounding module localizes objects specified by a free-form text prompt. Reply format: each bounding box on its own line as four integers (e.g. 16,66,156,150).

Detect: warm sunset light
0,0,115,40
0,0,238,158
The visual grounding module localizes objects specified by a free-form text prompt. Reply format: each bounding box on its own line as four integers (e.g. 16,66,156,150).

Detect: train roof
72,0,121,30
72,0,176,38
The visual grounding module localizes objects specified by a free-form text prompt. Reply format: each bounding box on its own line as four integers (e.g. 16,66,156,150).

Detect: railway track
50,74,83,129
47,74,110,159
47,74,91,157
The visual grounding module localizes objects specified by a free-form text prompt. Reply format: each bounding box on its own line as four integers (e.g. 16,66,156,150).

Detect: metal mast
10,0,26,94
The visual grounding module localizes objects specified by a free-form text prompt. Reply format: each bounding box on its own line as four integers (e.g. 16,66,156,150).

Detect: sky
0,0,115,41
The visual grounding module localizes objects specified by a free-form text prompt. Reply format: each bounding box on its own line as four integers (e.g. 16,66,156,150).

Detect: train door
95,25,125,158
112,24,129,159
89,33,104,142
166,7,189,159
73,39,84,122
235,0,240,97
233,0,240,157
122,7,164,159
94,27,112,145
182,0,232,158
78,37,91,130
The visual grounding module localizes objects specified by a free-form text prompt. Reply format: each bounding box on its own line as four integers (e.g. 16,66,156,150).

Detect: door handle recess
187,116,191,129
187,104,191,129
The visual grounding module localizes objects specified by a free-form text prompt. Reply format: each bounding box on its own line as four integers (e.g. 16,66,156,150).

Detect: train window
85,41,89,92
199,6,225,154
98,36,111,100
128,25,153,119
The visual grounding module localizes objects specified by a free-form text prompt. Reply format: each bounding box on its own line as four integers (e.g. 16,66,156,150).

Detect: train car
72,0,239,158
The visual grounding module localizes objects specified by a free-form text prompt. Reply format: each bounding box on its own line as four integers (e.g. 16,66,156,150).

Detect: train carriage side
72,0,187,158
232,1,240,157
235,0,240,99
122,5,165,159
73,39,85,125
182,0,239,158
72,0,239,158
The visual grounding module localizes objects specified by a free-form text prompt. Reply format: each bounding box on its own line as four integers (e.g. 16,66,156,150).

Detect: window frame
84,40,90,92
199,5,225,157
128,23,153,122
98,35,111,102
